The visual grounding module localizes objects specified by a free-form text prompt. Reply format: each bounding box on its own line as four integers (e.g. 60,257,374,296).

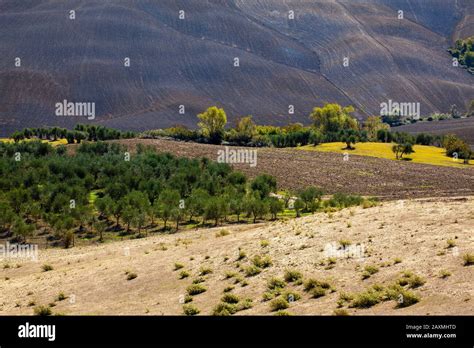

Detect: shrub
199,267,213,276
216,229,230,237
192,277,205,284
351,286,385,308
34,305,52,316
446,239,456,248
174,263,185,271
339,239,351,248
56,292,66,301
126,272,137,280
270,297,290,311
393,258,402,264
221,293,240,304
244,265,262,277
439,270,451,279
263,292,276,301
362,265,379,279
274,310,291,316
260,240,270,248
223,286,234,293
42,264,53,272
304,278,331,292
283,269,303,283
333,309,350,316
252,255,272,268
212,302,238,316
310,286,327,298
267,277,286,291
237,249,247,260
282,290,301,302
224,271,238,279
184,295,193,303
463,253,474,266
183,304,200,316
179,270,190,279
186,284,207,296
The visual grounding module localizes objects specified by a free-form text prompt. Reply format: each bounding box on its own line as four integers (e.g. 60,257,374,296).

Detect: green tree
310,104,358,133
12,218,34,243
268,197,284,220
392,143,414,160
244,195,269,223
197,106,227,144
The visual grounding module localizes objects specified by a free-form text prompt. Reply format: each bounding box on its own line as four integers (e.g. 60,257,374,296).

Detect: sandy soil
1,196,472,316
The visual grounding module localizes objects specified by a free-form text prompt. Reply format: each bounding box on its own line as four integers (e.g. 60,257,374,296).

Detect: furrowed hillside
0,0,473,136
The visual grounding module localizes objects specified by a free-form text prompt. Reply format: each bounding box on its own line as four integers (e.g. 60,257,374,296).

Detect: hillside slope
1,197,472,315
0,0,473,136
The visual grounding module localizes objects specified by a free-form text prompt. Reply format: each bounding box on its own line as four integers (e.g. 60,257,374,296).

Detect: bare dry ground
1,197,472,316
110,138,474,200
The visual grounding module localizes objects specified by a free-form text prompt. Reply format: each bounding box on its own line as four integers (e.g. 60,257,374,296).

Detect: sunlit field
299,142,473,168
0,138,68,146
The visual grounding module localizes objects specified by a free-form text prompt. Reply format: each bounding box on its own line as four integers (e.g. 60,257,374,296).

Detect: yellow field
298,142,473,168
0,138,68,146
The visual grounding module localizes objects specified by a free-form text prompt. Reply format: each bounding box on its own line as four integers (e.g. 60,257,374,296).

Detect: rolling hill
1,0,474,136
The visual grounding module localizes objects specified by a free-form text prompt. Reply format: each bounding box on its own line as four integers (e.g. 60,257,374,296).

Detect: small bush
463,253,474,266
42,264,53,272
221,293,240,304
244,265,261,277
333,309,350,316
183,304,200,316
339,239,351,248
199,267,213,276
283,269,303,283
252,255,272,268
267,277,286,291
126,272,137,280
192,277,205,284
212,302,237,316
439,270,451,278
224,271,238,279
174,262,184,271
262,292,276,301
223,286,234,293
393,258,402,264
179,270,190,279
274,310,291,316
186,284,207,296
260,240,270,248
304,278,331,292
351,286,385,309
446,239,456,248
216,229,230,237
270,297,289,311
56,292,66,301
34,305,52,316
362,265,379,279
237,249,246,260
310,286,327,298
396,290,420,308
184,295,193,303
282,290,301,302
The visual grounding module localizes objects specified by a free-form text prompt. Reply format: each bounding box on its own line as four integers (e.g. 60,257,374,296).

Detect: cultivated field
1,197,472,315
299,142,473,168
108,139,474,200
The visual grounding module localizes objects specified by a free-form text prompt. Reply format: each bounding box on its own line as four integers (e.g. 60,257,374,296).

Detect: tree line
10,124,135,143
